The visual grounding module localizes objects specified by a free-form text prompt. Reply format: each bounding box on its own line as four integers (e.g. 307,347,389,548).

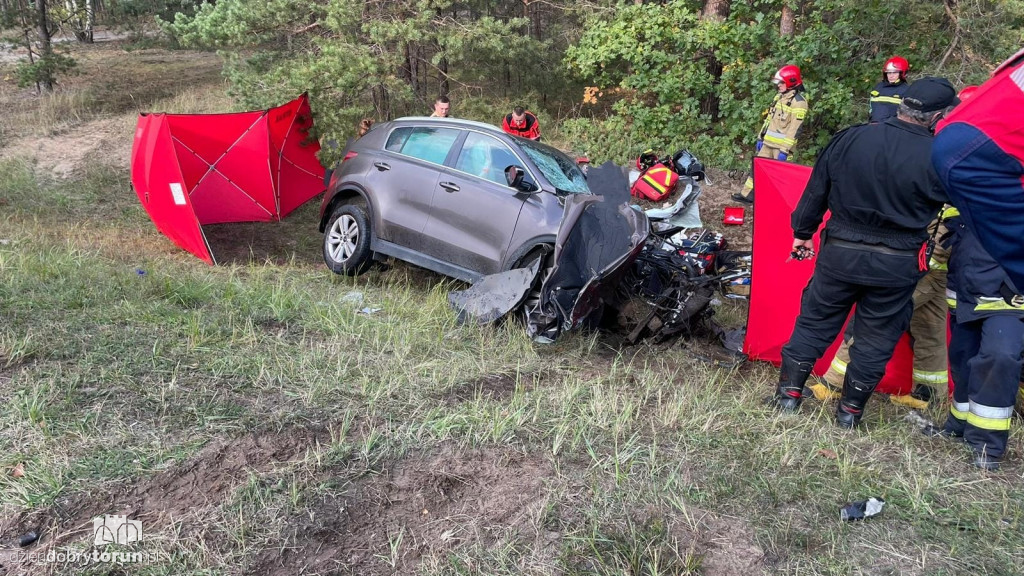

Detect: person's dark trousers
949,315,1024,459
943,320,975,436
782,272,917,396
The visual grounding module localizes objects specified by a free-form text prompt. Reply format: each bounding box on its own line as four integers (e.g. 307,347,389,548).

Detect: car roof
391,116,507,136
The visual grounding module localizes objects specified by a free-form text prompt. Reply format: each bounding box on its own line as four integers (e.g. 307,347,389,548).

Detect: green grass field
1,40,1022,576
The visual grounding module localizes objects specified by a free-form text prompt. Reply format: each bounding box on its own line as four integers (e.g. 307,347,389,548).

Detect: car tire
323,203,372,276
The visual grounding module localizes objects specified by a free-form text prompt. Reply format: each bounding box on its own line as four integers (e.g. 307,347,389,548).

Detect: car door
420,131,533,275
363,126,460,247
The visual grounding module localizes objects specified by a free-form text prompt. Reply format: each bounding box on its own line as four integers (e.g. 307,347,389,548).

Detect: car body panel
318,117,598,282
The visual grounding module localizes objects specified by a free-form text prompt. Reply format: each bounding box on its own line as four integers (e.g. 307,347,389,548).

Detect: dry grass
1,40,1023,576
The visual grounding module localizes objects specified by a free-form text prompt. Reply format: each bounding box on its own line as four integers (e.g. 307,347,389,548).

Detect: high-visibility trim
929,259,948,270
970,401,1014,420
967,412,1012,431
641,166,675,194
764,131,797,148
941,206,960,219
950,402,969,421
778,104,807,119
830,356,848,376
1012,62,1024,90
870,95,902,105
913,370,948,384
967,400,1013,431
946,288,958,309
974,296,1024,312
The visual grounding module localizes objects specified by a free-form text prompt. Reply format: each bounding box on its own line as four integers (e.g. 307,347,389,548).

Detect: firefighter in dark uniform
926,220,1024,470
772,77,959,428
869,56,911,123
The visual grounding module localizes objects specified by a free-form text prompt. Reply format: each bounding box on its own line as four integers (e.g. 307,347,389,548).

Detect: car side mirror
505,165,536,192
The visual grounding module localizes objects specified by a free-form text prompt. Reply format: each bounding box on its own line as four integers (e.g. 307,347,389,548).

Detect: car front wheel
323,203,372,275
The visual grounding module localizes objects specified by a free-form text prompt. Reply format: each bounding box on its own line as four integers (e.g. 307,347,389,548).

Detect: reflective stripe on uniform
778,103,807,119
1012,62,1024,90
929,259,948,270
913,370,948,385
967,401,1013,431
941,206,960,219
974,296,1024,312
950,401,969,421
870,95,902,105
830,356,848,376
946,288,957,309
764,130,797,148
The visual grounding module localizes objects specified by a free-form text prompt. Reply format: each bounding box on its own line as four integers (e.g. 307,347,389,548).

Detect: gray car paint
319,117,587,281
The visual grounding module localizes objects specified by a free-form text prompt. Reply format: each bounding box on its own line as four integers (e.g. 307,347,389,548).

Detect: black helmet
672,150,705,180
636,149,659,172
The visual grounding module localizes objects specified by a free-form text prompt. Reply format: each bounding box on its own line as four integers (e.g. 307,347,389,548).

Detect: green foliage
566,0,1024,169
15,52,77,89
156,0,1023,170
162,0,569,164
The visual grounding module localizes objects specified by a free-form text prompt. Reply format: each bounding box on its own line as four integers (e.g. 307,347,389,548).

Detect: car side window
455,132,521,185
386,127,460,165
385,127,411,152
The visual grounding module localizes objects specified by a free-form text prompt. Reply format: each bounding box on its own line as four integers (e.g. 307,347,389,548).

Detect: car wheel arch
320,187,375,232
506,236,557,271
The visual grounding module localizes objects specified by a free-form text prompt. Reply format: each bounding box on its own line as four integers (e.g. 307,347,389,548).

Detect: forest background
5,0,1024,168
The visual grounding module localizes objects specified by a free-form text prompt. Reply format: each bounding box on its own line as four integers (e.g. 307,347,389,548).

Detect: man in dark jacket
772,77,959,428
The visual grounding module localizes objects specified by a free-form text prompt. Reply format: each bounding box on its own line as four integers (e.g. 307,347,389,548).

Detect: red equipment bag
631,163,678,202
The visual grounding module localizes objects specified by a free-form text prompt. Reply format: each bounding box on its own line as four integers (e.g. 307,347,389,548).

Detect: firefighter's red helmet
773,65,802,90
958,85,980,101
883,56,910,81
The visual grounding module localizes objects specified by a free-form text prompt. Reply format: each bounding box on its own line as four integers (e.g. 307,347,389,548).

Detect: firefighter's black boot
836,375,876,429
773,357,814,411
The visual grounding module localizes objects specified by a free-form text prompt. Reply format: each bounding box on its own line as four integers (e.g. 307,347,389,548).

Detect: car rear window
385,127,460,165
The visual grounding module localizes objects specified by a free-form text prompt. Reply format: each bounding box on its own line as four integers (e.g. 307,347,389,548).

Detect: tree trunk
84,0,94,43
780,2,795,37
439,55,449,98
35,0,54,91
699,0,730,120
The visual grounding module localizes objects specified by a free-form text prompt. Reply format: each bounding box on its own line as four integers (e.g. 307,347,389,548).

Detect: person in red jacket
931,47,1024,470
502,107,541,140
933,47,1024,303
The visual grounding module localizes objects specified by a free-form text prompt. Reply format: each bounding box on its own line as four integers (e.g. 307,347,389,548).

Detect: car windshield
517,139,590,195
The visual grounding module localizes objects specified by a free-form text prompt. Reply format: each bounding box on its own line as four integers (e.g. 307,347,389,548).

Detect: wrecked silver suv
318,117,594,282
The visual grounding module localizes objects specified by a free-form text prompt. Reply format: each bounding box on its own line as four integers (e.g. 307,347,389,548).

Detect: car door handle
439,182,460,192
373,162,391,171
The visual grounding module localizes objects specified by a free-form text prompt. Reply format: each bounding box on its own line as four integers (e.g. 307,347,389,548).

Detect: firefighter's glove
777,152,788,161
755,140,763,152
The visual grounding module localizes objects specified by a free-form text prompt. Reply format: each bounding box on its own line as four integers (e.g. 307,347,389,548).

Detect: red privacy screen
743,157,915,396
130,93,325,264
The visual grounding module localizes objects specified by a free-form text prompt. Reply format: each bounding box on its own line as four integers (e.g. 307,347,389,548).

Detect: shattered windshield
517,139,590,195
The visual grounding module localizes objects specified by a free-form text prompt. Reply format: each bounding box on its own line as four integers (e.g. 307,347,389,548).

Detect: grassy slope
0,41,1022,576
